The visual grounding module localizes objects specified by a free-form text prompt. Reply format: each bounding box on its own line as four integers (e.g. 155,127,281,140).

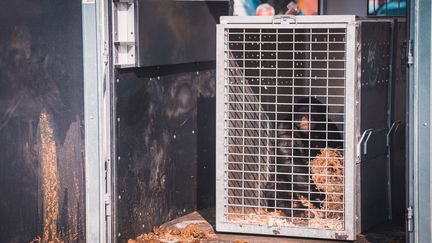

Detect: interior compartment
113,7,407,243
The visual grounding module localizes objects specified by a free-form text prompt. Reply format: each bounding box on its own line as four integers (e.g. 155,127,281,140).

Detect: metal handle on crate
359,129,373,155
272,15,297,25
386,121,401,146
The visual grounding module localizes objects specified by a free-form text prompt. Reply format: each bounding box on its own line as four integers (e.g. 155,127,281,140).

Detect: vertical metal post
409,0,432,242
319,0,326,15
387,19,396,221
83,0,112,242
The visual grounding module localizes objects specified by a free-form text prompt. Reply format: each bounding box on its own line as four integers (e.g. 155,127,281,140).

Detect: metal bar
387,20,396,221
83,1,108,242
216,24,227,231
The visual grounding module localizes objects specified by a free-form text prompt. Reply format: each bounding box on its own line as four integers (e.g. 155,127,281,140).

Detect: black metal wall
115,1,229,241
390,20,407,225
115,63,216,241
137,0,230,66
0,1,85,242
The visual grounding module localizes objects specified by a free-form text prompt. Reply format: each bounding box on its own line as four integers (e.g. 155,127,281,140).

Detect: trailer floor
129,208,405,243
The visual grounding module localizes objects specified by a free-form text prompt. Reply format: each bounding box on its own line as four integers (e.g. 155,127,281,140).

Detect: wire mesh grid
223,27,347,230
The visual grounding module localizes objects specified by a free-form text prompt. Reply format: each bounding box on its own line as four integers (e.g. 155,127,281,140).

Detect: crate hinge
407,39,414,66
407,206,414,232
104,159,111,217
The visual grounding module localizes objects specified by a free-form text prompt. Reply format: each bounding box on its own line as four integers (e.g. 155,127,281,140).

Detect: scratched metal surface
0,1,85,242
115,62,217,242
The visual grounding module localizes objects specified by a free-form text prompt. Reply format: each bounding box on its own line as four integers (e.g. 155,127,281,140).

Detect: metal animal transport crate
216,16,394,240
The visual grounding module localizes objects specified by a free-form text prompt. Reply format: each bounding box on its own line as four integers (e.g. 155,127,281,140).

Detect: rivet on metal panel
117,117,121,122
118,156,121,161
116,78,120,83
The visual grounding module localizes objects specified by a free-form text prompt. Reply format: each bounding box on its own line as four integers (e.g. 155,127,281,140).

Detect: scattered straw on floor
233,240,249,243
128,223,216,243
227,209,291,227
226,208,343,230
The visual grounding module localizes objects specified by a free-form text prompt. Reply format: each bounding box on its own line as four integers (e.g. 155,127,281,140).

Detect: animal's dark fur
266,97,342,217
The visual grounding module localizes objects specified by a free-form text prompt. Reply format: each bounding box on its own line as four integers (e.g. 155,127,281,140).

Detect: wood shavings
234,240,249,243
227,209,293,227
227,208,343,230
39,111,63,243
310,148,344,220
310,148,344,193
226,148,345,230
30,236,41,243
129,223,215,243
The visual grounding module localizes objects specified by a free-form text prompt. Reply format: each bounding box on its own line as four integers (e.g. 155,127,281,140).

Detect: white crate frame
215,16,359,241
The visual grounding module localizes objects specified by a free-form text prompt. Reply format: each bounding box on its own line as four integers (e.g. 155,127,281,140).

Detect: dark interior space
118,18,408,243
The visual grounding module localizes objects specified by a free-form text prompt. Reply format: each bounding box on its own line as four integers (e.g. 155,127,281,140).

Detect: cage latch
272,15,297,25
386,121,401,147
359,129,373,156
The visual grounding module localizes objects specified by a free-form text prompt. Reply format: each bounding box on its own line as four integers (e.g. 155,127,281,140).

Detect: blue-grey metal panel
83,1,105,243
410,0,432,242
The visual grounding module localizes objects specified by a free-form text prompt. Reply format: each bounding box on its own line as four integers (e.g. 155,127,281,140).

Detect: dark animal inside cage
266,97,343,218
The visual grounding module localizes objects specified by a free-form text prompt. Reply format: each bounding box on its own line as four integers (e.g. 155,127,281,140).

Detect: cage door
216,16,358,240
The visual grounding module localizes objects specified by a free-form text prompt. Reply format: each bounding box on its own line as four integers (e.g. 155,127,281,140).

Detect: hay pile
310,148,344,220
129,224,215,243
